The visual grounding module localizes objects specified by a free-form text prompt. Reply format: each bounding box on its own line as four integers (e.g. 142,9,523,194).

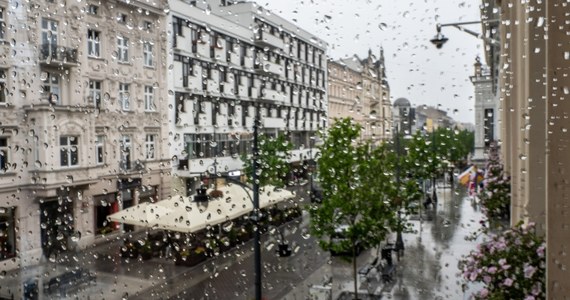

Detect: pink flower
483,275,492,283
524,264,537,278
469,272,478,281
525,296,535,300
479,288,489,298
503,278,513,287
537,244,545,258
487,266,497,274
498,258,507,266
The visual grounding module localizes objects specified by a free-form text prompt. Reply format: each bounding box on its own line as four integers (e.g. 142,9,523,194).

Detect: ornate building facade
0,0,171,270
327,49,391,142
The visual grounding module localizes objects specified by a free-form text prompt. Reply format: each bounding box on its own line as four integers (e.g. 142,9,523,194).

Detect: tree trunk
352,245,358,300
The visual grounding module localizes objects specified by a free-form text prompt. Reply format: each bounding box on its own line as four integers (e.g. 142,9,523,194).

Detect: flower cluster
480,151,510,219
460,222,546,299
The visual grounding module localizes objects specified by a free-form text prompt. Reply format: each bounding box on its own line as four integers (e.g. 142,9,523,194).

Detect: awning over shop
107,202,173,227
107,184,295,233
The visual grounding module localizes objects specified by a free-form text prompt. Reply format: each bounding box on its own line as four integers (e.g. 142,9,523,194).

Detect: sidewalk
280,187,486,300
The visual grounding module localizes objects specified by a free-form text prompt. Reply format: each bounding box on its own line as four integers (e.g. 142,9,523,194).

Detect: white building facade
470,57,497,164
169,0,328,194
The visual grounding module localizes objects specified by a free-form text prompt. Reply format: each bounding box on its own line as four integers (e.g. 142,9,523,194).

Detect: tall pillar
546,0,570,297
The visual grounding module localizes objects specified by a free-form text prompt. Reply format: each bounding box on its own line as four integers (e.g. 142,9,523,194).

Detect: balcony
39,44,78,67
262,117,286,129
228,51,240,66
206,79,220,95
248,87,260,98
262,88,284,102
254,32,285,49
255,60,283,77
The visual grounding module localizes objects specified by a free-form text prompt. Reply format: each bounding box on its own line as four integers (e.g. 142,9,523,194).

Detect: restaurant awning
107,184,295,233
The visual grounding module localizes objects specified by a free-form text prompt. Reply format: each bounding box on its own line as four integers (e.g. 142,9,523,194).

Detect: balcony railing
39,44,79,66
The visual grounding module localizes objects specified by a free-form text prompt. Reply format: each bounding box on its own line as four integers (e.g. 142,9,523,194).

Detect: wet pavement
0,184,487,300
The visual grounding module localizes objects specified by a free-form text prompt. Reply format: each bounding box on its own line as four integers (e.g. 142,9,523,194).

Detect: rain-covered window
0,0,562,299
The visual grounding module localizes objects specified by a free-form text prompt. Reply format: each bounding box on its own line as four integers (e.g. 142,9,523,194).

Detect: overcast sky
259,0,485,124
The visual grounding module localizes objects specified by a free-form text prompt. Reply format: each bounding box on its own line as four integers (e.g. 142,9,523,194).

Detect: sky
259,0,485,124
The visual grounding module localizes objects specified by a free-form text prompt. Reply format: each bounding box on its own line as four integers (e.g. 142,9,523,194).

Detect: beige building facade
486,0,570,296
0,0,171,270
327,50,391,142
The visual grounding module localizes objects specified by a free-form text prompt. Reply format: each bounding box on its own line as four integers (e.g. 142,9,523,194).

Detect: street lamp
430,20,499,49
393,126,411,261
251,104,262,300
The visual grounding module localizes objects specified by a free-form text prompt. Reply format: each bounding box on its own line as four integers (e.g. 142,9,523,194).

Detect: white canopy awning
107,184,295,233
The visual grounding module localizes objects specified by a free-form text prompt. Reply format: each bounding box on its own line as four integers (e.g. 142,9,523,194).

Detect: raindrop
378,23,388,31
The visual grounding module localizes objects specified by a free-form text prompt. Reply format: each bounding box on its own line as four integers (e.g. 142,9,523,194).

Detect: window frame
59,136,79,167
144,85,155,112
41,18,58,48
120,135,132,170
119,83,130,111
117,35,129,63
88,4,99,15
145,134,156,160
143,41,154,67
0,69,6,105
42,72,61,105
0,7,5,41
87,29,101,58
95,135,104,165
89,80,102,108
0,137,8,171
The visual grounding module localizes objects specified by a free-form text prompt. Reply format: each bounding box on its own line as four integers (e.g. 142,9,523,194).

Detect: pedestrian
468,165,478,197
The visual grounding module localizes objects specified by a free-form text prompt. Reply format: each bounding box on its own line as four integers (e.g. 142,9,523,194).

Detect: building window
41,19,58,50
143,20,152,31
0,8,5,41
89,80,102,108
119,83,130,111
144,86,154,111
87,29,101,57
117,36,129,63
120,135,132,170
0,137,8,171
484,108,494,147
143,41,154,67
88,4,98,15
0,207,16,260
117,13,127,24
60,136,79,167
0,70,5,104
145,134,156,160
42,72,60,104
95,135,104,165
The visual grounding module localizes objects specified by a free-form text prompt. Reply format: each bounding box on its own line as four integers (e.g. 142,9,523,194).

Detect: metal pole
252,104,262,300
394,127,404,260
309,138,313,202
432,131,437,203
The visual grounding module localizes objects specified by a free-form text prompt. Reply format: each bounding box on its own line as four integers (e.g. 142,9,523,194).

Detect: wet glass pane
0,0,560,299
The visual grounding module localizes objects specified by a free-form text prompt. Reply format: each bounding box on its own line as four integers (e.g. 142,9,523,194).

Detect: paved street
0,184,487,300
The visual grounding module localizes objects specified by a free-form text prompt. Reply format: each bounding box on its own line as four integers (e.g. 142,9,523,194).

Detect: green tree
310,118,397,299
242,133,293,188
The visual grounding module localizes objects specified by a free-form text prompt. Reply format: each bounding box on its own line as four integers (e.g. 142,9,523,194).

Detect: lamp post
431,129,438,203
394,127,404,260
252,104,262,300
430,20,500,49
